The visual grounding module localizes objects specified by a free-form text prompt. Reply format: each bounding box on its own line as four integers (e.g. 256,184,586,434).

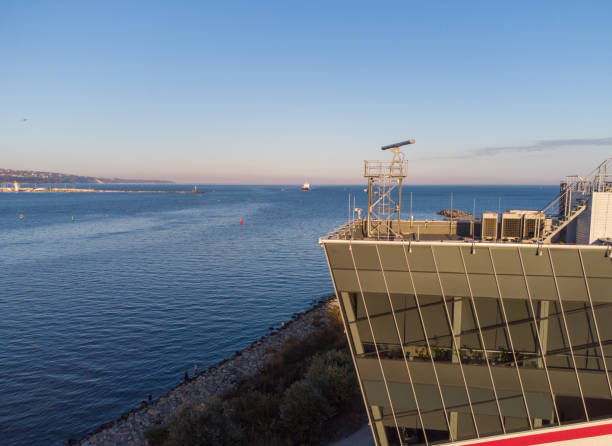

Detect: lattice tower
364,147,408,239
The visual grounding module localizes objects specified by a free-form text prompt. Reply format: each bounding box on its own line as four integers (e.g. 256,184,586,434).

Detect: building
320,149,612,445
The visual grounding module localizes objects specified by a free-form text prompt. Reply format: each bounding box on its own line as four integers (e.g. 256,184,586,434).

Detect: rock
437,209,478,220
66,295,339,446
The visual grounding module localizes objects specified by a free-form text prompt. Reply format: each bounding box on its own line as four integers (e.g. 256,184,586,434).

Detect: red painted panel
461,423,612,445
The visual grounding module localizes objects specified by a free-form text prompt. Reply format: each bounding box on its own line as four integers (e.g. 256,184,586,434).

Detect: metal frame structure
538,158,612,243
364,140,413,240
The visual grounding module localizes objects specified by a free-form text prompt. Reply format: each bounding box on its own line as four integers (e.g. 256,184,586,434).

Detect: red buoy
240,217,243,225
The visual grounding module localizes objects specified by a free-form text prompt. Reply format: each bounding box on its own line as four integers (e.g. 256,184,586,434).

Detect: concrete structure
576,192,612,244
321,155,612,445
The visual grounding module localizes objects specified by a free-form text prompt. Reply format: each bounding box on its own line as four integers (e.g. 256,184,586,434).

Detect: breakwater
0,187,201,194
66,295,339,446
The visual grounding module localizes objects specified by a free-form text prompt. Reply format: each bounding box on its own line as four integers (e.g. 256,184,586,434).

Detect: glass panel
468,389,503,435
542,301,588,423
459,297,504,437
457,297,483,356
502,300,538,367
491,370,530,433
500,395,531,432
420,297,452,352
543,302,574,370
473,410,504,437
353,292,395,359
473,298,510,363
419,295,479,441
394,410,426,445
420,410,450,444
352,244,383,270
440,384,477,440
340,292,365,355
402,298,426,348
525,391,555,426
404,297,452,440
593,304,612,372
555,396,588,424
363,292,393,317
383,371,424,444
567,303,604,372
370,405,400,446
585,397,612,421
472,296,531,431
501,298,557,429
563,302,612,420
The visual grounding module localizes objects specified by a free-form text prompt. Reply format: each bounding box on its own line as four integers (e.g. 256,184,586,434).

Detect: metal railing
536,158,612,243
364,160,408,178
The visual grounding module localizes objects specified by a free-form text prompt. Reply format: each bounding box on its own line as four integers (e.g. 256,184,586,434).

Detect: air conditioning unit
522,212,545,239
482,212,498,240
501,212,522,240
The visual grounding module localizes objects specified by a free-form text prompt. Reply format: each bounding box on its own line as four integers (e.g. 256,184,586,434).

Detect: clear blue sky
1,1,611,184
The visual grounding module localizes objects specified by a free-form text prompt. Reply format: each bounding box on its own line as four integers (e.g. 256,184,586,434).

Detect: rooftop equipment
364,139,414,239
381,139,416,151
501,212,522,240
522,212,545,239
481,212,498,240
539,158,612,243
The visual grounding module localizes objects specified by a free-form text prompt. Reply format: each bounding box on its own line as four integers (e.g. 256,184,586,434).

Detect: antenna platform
364,139,413,239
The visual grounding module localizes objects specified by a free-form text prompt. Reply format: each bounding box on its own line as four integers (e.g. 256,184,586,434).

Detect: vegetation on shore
0,168,172,184
145,307,365,446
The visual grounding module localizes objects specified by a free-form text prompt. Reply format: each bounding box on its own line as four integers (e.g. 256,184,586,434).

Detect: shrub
225,390,280,442
280,379,335,444
143,425,168,446
304,350,359,412
163,400,243,446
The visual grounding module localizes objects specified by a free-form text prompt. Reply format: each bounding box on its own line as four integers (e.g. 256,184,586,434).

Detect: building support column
340,292,364,355
536,300,552,426
450,297,463,439
538,301,549,369
371,406,390,446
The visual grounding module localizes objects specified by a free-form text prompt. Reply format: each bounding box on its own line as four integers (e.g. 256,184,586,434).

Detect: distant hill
0,168,174,184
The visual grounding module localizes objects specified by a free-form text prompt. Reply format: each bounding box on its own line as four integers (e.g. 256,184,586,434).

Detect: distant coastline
0,186,202,194
0,168,173,184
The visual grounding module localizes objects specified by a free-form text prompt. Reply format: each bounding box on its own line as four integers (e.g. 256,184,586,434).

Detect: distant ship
301,182,310,191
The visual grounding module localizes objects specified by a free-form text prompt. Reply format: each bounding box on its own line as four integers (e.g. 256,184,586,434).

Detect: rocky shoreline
66,295,339,446
437,208,478,220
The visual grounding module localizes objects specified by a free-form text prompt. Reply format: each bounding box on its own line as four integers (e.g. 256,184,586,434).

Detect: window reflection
341,279,612,443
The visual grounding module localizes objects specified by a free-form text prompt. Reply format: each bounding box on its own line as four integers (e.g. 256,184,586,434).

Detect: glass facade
324,242,612,446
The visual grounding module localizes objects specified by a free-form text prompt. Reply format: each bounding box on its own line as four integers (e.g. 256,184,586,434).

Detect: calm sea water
0,184,557,446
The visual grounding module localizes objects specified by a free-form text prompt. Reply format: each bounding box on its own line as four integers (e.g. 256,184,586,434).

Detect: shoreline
66,295,339,446
0,188,201,194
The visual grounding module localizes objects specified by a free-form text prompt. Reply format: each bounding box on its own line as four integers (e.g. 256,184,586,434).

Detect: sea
0,184,557,446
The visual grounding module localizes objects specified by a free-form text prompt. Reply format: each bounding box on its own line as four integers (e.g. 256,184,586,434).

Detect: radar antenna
364,139,413,239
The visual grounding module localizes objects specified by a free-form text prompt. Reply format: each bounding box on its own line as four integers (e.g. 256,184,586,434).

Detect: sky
1,1,611,184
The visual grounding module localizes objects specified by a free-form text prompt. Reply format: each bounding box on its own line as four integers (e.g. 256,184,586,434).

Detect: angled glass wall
324,241,612,446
